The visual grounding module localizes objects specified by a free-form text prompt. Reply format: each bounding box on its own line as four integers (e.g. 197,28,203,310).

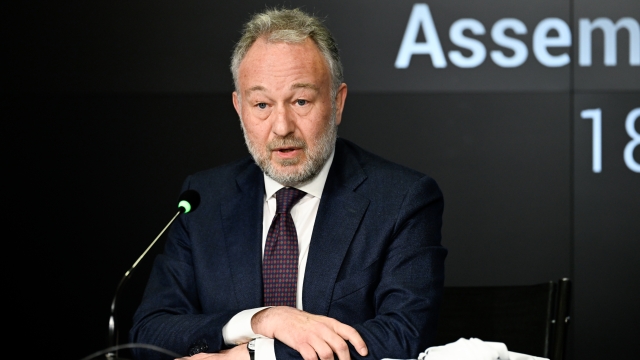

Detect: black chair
434,278,571,360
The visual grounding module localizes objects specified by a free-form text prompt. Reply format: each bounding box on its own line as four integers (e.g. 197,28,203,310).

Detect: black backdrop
4,1,638,359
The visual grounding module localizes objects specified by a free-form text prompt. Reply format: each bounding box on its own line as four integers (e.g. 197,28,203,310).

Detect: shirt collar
264,149,335,200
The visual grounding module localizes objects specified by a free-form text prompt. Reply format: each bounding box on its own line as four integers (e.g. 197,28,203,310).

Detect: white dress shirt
221,150,335,360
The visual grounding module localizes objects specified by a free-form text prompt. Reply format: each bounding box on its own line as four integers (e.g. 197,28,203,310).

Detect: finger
184,354,216,359
325,338,351,360
297,342,321,360
309,315,367,358
175,354,205,360
303,321,351,360
308,334,341,360
332,322,368,356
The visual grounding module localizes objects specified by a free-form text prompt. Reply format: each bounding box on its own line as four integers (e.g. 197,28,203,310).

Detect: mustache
267,135,307,151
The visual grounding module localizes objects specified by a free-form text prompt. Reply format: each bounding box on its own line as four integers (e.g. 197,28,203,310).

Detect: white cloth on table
382,338,549,360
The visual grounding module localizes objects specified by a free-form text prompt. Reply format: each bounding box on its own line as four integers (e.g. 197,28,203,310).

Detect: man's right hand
251,307,368,360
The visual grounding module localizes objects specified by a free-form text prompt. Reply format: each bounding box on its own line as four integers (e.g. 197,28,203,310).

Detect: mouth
267,137,307,160
275,147,298,153
270,145,304,162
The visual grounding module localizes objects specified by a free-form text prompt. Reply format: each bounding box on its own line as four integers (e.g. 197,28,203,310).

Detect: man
130,7,446,360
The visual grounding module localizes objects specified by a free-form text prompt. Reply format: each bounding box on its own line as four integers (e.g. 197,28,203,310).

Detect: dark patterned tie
263,187,306,307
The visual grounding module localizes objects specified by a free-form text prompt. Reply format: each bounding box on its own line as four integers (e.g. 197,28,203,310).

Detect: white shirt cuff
222,307,270,345
254,338,276,360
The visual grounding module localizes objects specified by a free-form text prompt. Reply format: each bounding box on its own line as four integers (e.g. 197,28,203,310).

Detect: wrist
251,307,274,338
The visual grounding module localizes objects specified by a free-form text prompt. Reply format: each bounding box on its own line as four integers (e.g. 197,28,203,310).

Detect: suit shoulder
338,138,435,184
181,156,259,190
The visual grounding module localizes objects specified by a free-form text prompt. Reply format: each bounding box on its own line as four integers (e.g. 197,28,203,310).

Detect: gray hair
230,8,344,98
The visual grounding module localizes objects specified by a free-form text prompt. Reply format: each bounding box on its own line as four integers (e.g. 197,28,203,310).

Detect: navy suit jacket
130,138,447,360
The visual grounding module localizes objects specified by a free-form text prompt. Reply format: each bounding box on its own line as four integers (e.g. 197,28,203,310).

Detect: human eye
296,99,308,106
256,102,267,109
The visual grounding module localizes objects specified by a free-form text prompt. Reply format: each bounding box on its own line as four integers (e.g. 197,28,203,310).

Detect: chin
272,155,304,167
273,164,303,177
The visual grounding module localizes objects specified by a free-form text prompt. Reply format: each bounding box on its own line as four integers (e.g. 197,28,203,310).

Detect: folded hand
251,306,368,360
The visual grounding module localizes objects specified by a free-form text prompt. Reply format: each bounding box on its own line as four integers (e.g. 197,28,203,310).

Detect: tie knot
275,187,306,214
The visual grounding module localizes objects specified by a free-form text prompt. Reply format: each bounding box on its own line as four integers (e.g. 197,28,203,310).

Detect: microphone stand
106,210,183,359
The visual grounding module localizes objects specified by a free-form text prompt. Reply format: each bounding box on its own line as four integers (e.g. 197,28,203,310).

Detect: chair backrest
551,278,571,360
434,278,571,360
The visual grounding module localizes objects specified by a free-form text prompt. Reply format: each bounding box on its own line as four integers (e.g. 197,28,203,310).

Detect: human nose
271,104,296,137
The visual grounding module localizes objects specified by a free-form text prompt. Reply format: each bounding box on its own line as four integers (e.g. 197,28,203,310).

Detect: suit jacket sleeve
128,180,236,359
129,159,267,359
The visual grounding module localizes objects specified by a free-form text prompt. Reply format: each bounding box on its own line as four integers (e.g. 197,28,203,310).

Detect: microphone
177,189,200,215
105,189,201,359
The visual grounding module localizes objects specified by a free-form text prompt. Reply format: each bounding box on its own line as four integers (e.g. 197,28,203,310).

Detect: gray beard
241,113,338,187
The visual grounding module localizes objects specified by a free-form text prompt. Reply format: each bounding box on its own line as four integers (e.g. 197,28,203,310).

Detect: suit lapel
303,140,370,315
220,163,265,308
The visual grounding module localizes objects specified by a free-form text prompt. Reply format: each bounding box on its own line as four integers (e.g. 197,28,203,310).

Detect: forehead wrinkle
244,83,319,99
245,85,266,96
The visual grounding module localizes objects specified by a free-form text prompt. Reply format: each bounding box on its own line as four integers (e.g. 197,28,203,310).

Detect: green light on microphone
178,200,192,213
